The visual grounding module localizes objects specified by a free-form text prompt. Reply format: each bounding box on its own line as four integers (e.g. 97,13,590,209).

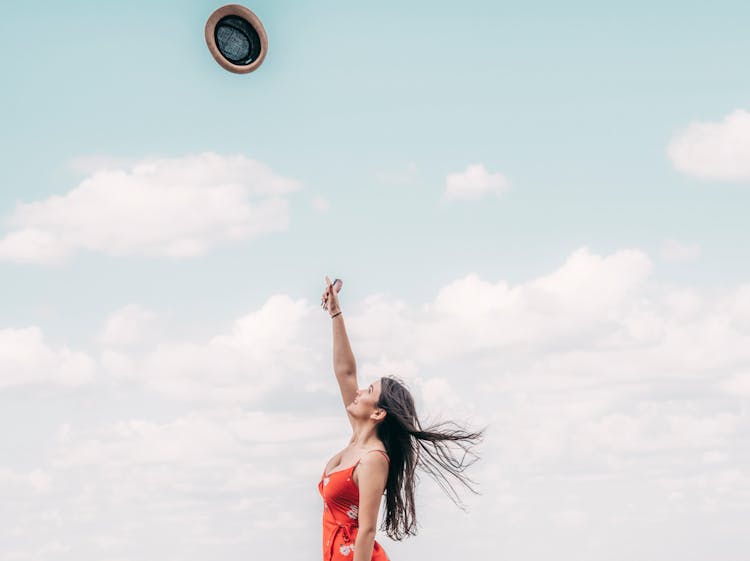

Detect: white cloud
415,376,467,418
443,163,510,201
553,508,588,528
51,410,344,472
0,467,53,494
411,247,652,359
20,408,347,558
0,153,302,264
36,541,71,556
0,327,95,389
97,304,161,348
100,294,318,404
720,373,750,397
660,239,702,262
667,109,750,181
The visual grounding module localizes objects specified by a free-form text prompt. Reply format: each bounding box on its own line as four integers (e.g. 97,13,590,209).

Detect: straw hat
205,4,268,74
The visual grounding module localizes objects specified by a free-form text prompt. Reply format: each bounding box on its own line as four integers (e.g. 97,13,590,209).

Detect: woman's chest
324,446,360,476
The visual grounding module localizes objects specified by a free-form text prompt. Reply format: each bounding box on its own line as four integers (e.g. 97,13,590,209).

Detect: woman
318,276,486,561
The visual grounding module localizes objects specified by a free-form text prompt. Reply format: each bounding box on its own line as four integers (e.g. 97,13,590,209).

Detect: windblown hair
375,375,486,540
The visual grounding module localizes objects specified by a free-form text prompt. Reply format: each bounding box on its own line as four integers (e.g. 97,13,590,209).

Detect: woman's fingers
321,276,340,312
322,277,331,310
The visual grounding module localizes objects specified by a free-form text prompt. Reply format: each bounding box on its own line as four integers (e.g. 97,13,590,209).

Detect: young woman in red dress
318,277,485,561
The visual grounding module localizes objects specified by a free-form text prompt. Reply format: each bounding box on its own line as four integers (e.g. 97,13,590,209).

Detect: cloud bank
3,247,749,561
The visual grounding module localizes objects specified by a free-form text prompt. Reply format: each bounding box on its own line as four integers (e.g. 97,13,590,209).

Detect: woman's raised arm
322,277,358,412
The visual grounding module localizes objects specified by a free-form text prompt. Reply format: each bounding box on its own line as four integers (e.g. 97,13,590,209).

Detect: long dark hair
375,375,486,540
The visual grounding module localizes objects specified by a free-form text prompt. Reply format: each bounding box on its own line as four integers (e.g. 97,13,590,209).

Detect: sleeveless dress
318,449,391,561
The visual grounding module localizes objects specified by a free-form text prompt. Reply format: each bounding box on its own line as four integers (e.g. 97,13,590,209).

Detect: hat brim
205,4,268,74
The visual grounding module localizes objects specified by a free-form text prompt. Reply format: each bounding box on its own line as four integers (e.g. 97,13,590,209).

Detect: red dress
318,450,391,560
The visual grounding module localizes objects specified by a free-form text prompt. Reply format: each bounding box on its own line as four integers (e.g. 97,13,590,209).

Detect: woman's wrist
330,309,342,318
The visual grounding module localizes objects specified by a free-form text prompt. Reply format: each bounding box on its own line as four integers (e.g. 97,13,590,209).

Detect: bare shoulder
361,448,389,463
357,449,389,476
354,451,388,489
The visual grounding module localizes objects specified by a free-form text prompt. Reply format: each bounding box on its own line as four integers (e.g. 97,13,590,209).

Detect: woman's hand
321,276,343,316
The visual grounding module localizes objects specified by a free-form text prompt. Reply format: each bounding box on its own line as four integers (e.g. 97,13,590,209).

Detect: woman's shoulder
361,448,389,462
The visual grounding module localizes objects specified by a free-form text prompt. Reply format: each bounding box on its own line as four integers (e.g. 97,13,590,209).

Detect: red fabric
318,450,391,561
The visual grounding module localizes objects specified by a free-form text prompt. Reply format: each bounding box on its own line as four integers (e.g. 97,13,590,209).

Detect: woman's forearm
352,529,376,561
332,314,356,375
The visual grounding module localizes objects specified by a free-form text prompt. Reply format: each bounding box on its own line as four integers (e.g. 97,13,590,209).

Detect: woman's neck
348,423,380,448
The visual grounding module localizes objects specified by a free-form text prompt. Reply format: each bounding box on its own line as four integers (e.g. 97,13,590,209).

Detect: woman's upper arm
356,454,389,533
336,370,357,409
336,371,357,429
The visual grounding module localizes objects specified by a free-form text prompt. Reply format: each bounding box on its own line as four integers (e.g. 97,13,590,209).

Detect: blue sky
1,1,750,560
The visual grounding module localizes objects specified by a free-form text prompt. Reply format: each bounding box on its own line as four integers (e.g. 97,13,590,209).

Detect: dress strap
360,449,389,463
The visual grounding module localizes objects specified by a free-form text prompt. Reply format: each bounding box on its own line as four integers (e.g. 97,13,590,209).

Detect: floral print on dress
346,504,358,519
339,543,355,556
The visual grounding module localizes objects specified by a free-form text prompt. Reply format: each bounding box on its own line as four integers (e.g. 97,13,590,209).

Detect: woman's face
348,379,383,416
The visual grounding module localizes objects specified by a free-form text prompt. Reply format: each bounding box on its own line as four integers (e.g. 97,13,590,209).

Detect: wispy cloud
97,304,161,348
660,239,702,262
442,164,510,201
311,195,330,213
